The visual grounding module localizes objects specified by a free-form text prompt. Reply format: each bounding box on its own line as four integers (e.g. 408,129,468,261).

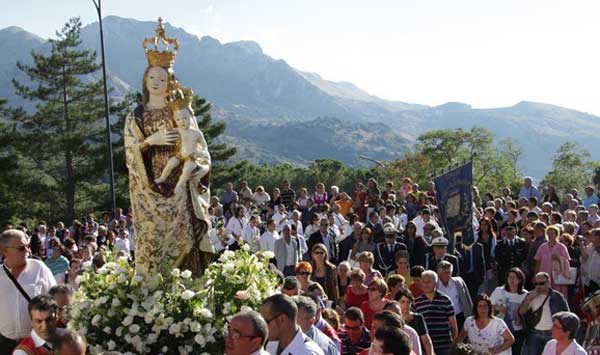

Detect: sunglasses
534,281,547,286
313,251,325,255
298,271,311,276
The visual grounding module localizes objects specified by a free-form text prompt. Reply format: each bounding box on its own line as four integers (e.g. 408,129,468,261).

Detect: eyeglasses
6,244,30,252
264,313,283,324
298,271,311,276
227,327,258,340
534,281,547,286
344,324,361,331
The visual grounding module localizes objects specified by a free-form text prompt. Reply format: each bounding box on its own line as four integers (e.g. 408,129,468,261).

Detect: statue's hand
145,129,178,146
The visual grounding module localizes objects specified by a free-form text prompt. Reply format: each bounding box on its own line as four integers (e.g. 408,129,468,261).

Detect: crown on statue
167,85,194,112
143,17,179,69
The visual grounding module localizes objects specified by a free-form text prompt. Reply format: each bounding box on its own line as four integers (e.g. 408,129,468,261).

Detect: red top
345,285,369,309
409,282,424,298
360,300,380,330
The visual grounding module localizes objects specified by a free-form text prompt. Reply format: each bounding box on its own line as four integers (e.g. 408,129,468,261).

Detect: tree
410,127,522,193
192,95,236,163
541,142,596,193
9,18,128,221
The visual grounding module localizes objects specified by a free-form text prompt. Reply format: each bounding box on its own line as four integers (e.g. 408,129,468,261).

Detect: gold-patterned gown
124,105,213,277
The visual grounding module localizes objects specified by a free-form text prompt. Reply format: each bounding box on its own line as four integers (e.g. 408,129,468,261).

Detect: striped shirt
45,255,70,276
413,291,455,352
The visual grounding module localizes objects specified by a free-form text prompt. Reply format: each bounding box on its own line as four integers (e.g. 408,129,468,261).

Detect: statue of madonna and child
124,18,214,277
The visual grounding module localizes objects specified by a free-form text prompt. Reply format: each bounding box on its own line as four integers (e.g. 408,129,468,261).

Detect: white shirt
265,329,325,355
13,328,53,355
404,325,422,355
530,293,553,331
289,219,304,236
582,244,600,286
226,217,247,238
242,225,261,252
250,350,271,355
542,339,587,355
273,212,287,226
260,231,279,252
294,233,309,256
438,279,463,315
412,216,439,237
0,259,56,340
115,237,131,257
490,287,528,331
285,239,296,266
332,213,347,227
209,229,225,252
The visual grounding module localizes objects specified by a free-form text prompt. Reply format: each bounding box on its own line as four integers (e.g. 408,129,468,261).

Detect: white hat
383,223,397,234
431,236,449,246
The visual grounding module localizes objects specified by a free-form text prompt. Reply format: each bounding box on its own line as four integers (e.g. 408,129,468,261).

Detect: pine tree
10,17,125,221
191,95,236,162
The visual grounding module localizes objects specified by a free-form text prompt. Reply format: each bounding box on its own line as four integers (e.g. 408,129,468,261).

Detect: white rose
144,313,154,324
181,270,192,279
116,326,123,337
199,308,213,319
122,315,134,327
223,263,235,272
262,250,275,260
107,340,116,350
169,323,181,335
129,324,140,334
194,334,206,346
94,296,109,306
147,333,158,344
181,290,195,300
118,274,128,284
131,335,143,352
103,326,111,334
79,326,87,336
162,346,168,352
94,345,104,354
241,243,250,251
171,268,181,277
91,314,102,326
75,275,84,284
112,298,121,307
134,275,144,283
240,305,253,313
108,282,117,290
97,266,108,275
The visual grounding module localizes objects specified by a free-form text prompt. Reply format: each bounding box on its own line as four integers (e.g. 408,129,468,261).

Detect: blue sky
3,0,600,115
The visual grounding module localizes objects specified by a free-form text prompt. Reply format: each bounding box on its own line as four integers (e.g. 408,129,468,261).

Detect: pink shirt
534,242,570,276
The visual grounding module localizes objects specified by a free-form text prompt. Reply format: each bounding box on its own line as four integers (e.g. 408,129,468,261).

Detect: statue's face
146,67,169,96
174,109,192,129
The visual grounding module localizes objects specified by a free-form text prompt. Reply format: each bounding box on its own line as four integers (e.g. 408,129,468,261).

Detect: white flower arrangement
68,248,279,354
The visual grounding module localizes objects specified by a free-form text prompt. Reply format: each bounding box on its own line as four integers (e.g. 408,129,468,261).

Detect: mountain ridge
1,16,599,175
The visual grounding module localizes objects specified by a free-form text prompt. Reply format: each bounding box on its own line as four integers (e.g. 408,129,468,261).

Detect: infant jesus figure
155,93,211,195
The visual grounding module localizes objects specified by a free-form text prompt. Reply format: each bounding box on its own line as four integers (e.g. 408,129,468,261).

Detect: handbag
554,267,577,285
3,264,31,303
520,293,550,330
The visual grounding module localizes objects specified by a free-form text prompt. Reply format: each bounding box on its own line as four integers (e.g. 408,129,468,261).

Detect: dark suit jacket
308,230,339,263
339,233,358,262
408,236,430,267
425,253,460,276
374,241,408,274
495,237,528,282
457,242,486,282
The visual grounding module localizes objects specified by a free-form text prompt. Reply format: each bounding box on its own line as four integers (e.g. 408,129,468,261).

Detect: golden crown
143,17,179,69
167,86,194,112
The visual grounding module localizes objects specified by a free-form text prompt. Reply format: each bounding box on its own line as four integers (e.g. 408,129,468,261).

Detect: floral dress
464,316,511,355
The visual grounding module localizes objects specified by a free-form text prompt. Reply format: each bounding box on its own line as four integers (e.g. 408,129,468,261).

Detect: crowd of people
1,176,600,355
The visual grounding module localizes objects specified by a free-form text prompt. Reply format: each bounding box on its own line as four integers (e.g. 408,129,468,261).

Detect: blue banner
434,162,474,249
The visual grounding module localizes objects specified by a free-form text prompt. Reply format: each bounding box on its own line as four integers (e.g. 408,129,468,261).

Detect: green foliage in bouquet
69,248,279,354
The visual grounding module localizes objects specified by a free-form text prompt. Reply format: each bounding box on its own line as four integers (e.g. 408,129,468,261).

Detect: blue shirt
583,194,599,209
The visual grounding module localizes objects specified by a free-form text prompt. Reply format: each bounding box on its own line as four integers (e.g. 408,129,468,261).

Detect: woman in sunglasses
295,261,315,294
360,277,388,330
310,243,339,305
